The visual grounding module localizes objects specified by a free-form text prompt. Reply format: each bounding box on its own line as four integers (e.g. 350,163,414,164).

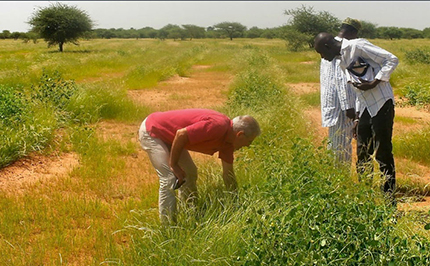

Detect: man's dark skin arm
353,79,381,91
352,111,360,139
346,108,355,120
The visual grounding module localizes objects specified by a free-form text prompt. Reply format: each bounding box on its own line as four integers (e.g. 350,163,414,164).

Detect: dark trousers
356,99,396,205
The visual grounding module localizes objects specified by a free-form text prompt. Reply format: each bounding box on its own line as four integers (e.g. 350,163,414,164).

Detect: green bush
403,82,430,106
0,105,57,168
281,28,311,52
0,70,147,168
406,49,430,64
0,85,27,126
67,83,150,124
0,83,58,167
227,51,285,112
228,70,284,111
32,70,78,110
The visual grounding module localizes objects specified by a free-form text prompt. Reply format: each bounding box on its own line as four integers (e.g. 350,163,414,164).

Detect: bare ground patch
0,152,79,195
127,70,232,111
288,82,320,95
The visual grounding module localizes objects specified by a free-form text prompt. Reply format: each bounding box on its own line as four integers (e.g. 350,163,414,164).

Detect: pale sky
1,1,430,32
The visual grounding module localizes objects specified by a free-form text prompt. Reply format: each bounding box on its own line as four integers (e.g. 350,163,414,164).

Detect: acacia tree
182,24,205,40
283,5,339,50
214,22,247,40
28,3,93,52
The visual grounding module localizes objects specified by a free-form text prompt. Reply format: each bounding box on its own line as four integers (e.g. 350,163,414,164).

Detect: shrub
32,70,78,111
0,83,58,167
281,28,311,52
228,70,284,111
67,83,150,124
0,70,146,168
403,82,430,106
406,49,430,65
0,85,27,126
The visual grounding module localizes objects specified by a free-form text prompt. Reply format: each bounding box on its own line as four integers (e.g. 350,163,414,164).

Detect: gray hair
232,115,261,137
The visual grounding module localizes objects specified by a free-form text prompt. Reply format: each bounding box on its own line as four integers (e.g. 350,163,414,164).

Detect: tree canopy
28,3,93,52
282,5,340,50
214,22,247,40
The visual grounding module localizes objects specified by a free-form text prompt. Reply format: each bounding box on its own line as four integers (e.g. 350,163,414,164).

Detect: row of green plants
0,70,147,168
122,48,430,265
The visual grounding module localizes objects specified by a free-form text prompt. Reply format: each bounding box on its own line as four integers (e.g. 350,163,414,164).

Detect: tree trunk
59,42,64,52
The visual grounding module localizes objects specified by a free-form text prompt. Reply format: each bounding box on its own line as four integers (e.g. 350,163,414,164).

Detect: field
1,38,430,265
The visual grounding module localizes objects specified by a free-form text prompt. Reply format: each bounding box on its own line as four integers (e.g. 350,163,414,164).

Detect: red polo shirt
145,109,235,164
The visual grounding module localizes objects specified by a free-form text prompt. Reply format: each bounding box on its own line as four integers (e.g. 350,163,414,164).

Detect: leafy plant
406,48,430,64
403,82,430,106
32,70,78,111
0,85,27,125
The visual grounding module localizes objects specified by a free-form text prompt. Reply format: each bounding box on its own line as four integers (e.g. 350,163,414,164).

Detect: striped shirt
339,38,399,117
320,56,356,128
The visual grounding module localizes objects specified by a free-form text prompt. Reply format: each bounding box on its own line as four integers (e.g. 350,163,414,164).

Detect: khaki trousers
138,118,198,224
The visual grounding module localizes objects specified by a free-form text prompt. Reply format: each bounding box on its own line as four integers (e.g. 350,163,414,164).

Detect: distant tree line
4,23,428,42
0,30,39,43
1,4,430,52
3,22,430,42
88,23,283,41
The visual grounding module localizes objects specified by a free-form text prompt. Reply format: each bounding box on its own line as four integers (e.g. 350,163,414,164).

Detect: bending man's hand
222,160,237,191
170,128,189,186
171,164,186,184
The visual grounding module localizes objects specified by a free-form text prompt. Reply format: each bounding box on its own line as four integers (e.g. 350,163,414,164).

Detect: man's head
314,32,341,62
339,17,361,40
232,115,261,150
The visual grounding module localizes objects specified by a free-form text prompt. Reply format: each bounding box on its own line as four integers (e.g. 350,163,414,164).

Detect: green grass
2,38,430,265
300,91,321,107
394,127,430,166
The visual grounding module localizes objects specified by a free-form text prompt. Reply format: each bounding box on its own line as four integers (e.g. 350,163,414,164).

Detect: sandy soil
0,152,79,195
127,65,232,111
